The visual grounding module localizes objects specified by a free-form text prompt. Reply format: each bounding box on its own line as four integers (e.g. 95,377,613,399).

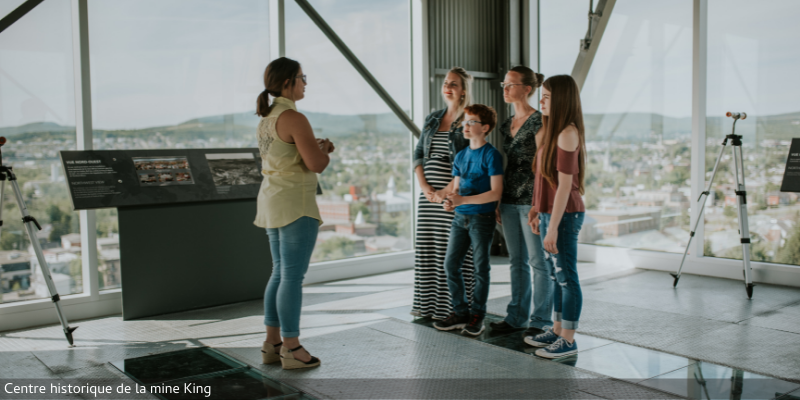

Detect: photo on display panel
133,156,195,186
204,153,262,186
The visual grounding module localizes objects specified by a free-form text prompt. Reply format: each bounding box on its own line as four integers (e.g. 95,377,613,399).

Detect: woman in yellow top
254,57,334,370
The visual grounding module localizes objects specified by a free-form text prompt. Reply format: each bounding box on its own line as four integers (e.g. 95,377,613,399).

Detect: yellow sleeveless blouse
253,97,323,229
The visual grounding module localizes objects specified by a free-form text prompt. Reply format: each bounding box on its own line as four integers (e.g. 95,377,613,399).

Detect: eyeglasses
296,74,307,84
499,82,525,89
461,120,484,127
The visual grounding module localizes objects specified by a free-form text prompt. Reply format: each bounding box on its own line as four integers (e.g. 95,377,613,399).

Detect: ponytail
256,90,271,118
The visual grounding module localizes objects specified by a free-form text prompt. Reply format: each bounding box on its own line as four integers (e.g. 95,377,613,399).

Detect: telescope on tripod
671,112,755,299
0,137,77,345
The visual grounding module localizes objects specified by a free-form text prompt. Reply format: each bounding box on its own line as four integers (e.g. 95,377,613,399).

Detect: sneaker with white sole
523,328,559,347
535,337,578,359
433,313,468,331
461,314,485,336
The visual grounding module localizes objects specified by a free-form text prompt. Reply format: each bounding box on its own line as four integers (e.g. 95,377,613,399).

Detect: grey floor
1,258,800,399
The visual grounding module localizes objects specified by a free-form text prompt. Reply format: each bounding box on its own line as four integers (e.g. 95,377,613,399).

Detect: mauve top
532,146,585,214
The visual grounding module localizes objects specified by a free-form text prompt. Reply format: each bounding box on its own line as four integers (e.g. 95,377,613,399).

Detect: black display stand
59,148,273,320
118,199,271,320
780,138,800,193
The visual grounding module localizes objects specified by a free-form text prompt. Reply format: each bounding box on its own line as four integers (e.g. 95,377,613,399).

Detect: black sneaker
523,326,546,338
489,320,522,333
433,313,468,331
462,314,485,336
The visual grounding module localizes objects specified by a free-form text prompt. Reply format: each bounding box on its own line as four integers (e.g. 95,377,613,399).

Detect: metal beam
0,0,44,34
690,0,708,259
294,0,420,137
71,0,98,298
571,0,616,91
269,0,285,58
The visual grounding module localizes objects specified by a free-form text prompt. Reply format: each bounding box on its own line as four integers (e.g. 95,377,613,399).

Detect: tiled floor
1,258,799,399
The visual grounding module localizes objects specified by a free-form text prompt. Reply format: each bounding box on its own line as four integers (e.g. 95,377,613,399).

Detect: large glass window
567,1,694,253
285,0,413,263
539,0,589,80
0,0,84,303
705,0,800,266
88,0,271,289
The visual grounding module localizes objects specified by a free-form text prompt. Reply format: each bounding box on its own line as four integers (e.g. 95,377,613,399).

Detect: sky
1,0,800,130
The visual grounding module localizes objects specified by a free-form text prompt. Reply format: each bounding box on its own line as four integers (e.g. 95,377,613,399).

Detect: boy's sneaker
523,328,559,347
433,313,468,331
534,337,578,359
462,314,485,336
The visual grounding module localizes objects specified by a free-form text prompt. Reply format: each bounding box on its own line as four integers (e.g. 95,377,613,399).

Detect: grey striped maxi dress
411,130,475,319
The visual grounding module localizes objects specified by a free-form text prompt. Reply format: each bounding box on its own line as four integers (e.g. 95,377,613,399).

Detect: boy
433,104,503,336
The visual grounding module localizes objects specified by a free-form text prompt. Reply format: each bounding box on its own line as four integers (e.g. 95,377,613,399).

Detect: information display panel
781,138,800,193
60,148,262,210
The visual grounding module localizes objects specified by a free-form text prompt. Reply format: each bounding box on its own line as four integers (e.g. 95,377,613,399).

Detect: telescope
726,112,747,120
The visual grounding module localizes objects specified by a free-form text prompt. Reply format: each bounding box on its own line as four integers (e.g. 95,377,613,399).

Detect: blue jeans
499,203,553,329
264,216,319,338
444,212,495,316
538,212,584,330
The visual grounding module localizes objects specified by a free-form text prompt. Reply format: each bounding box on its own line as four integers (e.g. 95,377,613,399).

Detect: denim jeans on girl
538,212,584,330
264,216,319,338
499,203,553,329
444,212,496,316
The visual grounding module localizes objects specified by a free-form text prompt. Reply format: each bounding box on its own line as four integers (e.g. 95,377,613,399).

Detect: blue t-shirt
452,143,504,215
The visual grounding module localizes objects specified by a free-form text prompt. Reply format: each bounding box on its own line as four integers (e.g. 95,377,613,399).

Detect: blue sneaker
523,328,558,347
535,337,578,359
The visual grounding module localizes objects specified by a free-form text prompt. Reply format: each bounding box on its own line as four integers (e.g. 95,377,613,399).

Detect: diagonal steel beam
0,0,45,34
571,0,616,91
294,0,421,138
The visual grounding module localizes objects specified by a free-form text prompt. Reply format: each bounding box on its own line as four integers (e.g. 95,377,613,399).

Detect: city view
1,108,797,304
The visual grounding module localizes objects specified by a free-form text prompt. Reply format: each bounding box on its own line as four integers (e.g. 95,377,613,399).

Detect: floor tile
553,342,695,382
640,361,800,400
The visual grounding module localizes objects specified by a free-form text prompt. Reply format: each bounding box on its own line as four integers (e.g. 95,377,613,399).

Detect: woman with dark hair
411,67,474,320
489,66,552,337
523,75,587,359
254,57,334,370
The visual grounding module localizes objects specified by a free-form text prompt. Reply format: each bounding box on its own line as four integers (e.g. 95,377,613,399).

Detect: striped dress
412,130,475,319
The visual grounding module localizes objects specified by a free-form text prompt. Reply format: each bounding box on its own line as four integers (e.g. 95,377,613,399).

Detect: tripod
0,137,77,345
671,112,755,299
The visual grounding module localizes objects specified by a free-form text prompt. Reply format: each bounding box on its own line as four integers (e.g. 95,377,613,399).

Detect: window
0,0,83,303
285,0,413,262
566,1,694,253
539,0,589,80
88,0,271,289
704,0,800,266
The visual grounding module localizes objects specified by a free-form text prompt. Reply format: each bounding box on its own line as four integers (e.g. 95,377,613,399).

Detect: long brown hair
534,75,586,194
256,57,301,117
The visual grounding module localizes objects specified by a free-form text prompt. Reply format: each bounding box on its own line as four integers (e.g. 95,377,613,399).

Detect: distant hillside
2,109,798,143
0,122,74,136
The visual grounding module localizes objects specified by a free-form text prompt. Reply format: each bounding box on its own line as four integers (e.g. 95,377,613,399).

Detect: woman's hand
421,183,435,202
495,208,502,225
528,209,540,235
543,228,558,254
317,138,335,153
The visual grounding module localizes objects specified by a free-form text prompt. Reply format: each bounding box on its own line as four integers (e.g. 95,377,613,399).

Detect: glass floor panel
110,347,311,400
639,361,800,400
111,347,245,384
